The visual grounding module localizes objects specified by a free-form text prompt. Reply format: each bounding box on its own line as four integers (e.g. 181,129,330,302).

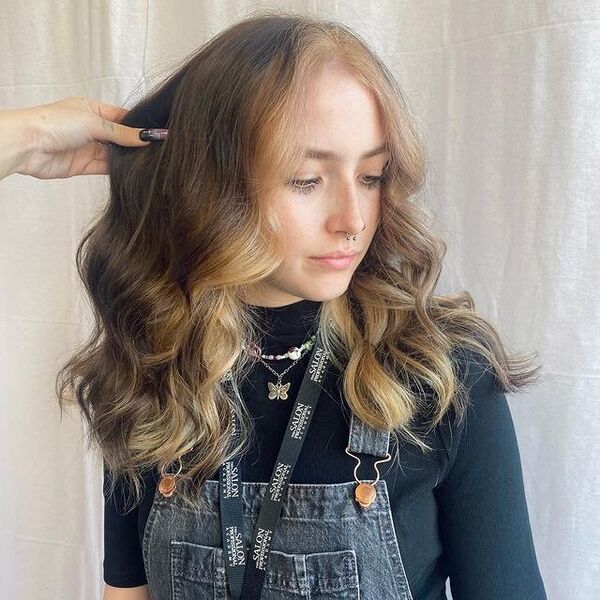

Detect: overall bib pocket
171,540,361,600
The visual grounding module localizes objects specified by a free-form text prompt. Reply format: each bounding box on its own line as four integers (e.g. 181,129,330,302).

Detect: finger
86,99,152,148
95,120,153,148
86,99,129,123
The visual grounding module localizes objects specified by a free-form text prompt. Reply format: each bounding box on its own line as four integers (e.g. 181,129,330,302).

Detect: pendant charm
354,482,377,508
158,474,177,497
268,380,291,400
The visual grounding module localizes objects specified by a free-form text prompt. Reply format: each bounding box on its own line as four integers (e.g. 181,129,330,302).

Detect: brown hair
56,10,541,511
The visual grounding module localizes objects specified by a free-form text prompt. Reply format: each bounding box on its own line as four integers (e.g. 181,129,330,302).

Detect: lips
310,254,357,270
311,251,359,259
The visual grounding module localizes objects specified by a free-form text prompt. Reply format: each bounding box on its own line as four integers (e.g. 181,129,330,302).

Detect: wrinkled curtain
1,2,597,598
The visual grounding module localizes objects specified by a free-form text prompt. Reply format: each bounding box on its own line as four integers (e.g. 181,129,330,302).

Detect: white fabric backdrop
1,2,598,598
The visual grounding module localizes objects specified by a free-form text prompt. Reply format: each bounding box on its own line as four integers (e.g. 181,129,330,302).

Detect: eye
362,175,385,190
287,174,386,195
288,178,319,195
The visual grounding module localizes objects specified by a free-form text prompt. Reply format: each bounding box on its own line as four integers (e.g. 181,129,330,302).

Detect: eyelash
287,175,386,196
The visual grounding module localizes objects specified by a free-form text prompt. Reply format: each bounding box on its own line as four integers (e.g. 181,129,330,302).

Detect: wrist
0,108,38,180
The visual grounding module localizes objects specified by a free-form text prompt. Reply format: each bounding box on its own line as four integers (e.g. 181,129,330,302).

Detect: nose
332,180,367,235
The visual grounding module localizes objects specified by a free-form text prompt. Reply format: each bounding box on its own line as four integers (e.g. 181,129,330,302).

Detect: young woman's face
246,61,388,308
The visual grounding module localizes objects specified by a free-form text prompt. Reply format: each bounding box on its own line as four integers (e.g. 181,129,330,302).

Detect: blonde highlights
56,11,541,511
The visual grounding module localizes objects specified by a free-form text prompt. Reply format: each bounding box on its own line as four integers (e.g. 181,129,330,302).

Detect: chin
299,287,349,303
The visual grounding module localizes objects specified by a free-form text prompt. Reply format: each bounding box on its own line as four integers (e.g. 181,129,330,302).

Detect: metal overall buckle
158,457,183,498
345,447,391,509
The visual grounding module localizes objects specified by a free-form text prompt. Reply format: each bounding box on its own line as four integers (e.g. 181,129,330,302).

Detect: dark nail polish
139,128,168,141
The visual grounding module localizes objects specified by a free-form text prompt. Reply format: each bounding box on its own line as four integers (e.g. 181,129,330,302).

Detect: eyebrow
303,143,389,161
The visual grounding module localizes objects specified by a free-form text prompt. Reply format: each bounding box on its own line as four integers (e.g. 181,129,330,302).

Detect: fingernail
139,128,168,142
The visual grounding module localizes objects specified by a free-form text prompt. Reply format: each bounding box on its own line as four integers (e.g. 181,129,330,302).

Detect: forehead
298,68,386,161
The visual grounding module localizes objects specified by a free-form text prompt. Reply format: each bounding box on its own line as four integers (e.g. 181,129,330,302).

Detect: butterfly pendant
268,380,291,400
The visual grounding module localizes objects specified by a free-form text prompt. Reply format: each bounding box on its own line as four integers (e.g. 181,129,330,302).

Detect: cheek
280,229,310,262
274,202,316,252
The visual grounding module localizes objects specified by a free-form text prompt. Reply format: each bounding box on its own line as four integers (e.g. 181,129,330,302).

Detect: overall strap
347,411,391,457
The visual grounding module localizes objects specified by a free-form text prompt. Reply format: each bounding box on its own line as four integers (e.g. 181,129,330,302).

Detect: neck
242,283,313,308
248,298,323,351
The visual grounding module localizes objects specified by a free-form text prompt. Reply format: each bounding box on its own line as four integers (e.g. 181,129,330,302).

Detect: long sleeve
102,469,148,587
434,353,547,599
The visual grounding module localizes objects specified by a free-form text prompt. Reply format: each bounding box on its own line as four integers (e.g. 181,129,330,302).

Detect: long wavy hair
56,10,541,511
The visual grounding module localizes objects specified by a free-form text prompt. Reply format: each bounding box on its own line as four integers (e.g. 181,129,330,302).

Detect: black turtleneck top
103,299,547,599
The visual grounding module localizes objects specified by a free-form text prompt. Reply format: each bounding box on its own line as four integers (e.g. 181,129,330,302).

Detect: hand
11,96,153,179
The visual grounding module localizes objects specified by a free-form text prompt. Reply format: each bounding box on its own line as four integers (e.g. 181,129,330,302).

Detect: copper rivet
355,482,376,508
159,475,176,497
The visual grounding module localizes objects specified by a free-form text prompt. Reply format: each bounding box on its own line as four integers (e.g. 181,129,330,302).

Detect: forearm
0,108,36,180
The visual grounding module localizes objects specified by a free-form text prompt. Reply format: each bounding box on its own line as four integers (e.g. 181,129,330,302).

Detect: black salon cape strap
219,335,331,600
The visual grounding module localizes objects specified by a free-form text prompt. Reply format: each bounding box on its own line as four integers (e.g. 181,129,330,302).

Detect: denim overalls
142,410,415,600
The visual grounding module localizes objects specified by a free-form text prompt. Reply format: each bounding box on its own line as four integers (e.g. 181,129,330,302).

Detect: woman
50,12,546,600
